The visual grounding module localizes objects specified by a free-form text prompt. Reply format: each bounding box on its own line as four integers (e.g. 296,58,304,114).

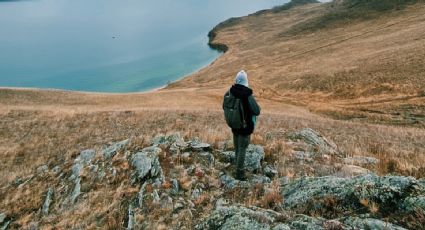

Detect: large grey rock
288,128,339,156
103,139,130,159
195,205,285,230
131,147,163,181
42,187,54,216
342,217,407,230
281,174,424,216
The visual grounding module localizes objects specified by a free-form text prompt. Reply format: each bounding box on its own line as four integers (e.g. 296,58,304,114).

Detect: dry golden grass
1,1,425,228
169,1,425,127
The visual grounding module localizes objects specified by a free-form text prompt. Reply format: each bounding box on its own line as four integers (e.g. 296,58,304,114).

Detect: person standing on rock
223,70,261,180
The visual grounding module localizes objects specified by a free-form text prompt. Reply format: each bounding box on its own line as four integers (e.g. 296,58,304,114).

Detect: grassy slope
1,0,425,228
169,0,425,127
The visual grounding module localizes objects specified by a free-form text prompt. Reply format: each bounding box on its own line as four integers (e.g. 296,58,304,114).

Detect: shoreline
0,2,283,95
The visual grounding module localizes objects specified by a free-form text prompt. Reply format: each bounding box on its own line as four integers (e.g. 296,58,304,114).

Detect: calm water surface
0,0,287,92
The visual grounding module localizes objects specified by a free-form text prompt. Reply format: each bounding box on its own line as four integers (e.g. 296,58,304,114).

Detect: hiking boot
235,169,246,181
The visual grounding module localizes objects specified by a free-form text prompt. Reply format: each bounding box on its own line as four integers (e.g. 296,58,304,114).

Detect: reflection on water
0,0,287,92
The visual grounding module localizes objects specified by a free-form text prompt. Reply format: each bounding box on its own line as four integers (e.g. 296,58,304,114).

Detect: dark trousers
233,133,250,173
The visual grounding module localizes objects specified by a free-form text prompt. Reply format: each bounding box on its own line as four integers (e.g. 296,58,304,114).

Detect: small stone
174,201,185,213
52,166,61,174
127,204,135,230
188,139,212,152
215,198,229,209
182,152,191,159
161,195,173,209
287,128,339,156
188,200,195,208
36,165,49,175
42,188,54,216
263,165,278,178
191,188,201,200
152,189,160,203
171,179,179,195
138,182,147,208
0,213,6,224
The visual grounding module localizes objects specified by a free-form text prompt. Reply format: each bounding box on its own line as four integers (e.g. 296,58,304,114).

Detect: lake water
0,0,287,92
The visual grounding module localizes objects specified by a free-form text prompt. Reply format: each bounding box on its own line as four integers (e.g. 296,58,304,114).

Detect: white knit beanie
235,70,249,87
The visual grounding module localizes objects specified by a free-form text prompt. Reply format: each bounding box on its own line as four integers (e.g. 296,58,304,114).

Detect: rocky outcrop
3,130,422,229
131,146,163,182
69,149,97,204
281,174,424,217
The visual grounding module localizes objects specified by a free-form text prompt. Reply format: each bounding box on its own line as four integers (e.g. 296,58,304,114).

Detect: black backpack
223,91,246,129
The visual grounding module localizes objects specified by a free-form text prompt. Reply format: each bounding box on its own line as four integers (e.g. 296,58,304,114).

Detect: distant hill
171,0,425,127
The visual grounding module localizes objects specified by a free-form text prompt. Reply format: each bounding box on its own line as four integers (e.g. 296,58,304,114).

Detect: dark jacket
228,84,261,136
